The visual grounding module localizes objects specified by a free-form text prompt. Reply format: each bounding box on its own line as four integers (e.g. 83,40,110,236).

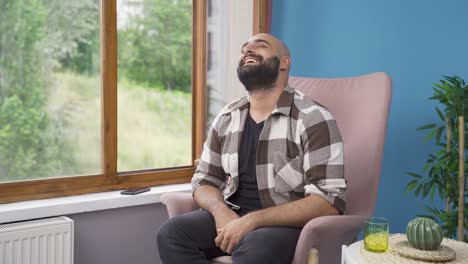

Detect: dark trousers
157,209,301,264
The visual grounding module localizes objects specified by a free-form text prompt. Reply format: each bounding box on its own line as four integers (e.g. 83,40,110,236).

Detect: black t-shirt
228,112,263,215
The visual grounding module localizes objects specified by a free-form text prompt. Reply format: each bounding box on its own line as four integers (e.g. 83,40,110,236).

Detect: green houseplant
406,76,467,241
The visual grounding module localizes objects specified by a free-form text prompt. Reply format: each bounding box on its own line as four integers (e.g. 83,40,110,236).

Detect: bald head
246,33,290,57
240,33,291,75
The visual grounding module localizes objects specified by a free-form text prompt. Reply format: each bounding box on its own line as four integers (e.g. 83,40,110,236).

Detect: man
157,33,346,264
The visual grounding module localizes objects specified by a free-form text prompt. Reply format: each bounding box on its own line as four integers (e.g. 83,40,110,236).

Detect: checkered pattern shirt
192,85,346,214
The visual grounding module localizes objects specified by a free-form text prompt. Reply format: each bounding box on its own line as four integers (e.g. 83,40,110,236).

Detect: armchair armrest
291,215,364,264
160,192,199,218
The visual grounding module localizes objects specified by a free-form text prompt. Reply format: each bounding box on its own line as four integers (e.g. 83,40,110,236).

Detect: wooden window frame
0,0,207,204
253,0,270,34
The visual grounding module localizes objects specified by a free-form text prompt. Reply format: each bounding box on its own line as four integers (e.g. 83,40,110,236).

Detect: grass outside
47,72,191,175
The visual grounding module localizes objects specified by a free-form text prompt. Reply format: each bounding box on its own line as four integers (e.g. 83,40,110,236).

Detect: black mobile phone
121,187,151,195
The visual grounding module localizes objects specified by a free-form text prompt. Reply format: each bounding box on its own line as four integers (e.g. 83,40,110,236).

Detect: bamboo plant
406,76,467,241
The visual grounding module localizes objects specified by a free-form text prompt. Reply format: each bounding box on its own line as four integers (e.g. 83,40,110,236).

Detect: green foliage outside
117,78,191,171
0,0,192,182
406,76,468,240
49,72,191,173
0,0,77,180
118,0,192,91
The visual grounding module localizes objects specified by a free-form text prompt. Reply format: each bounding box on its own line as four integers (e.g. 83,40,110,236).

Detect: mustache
240,54,263,65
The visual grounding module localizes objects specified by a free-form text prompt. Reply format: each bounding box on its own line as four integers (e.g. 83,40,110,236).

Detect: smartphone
121,187,151,195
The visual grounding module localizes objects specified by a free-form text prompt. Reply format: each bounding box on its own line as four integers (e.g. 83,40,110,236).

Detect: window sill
0,183,191,224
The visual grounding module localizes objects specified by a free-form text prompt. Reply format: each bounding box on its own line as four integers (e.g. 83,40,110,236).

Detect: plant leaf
423,128,437,142
405,179,418,193
415,184,423,197
417,124,437,130
435,126,444,144
422,182,431,198
435,107,445,121
407,172,423,178
430,184,437,201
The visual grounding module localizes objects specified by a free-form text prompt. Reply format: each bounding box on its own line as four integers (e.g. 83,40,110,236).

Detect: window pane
206,0,228,128
117,0,192,171
0,0,102,183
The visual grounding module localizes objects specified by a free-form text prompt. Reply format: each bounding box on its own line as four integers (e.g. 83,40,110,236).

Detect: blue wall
271,0,468,233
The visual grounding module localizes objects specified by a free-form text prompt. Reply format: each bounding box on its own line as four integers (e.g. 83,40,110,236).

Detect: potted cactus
406,76,467,241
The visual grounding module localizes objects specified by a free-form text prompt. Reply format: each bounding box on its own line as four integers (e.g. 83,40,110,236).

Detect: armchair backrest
288,72,392,216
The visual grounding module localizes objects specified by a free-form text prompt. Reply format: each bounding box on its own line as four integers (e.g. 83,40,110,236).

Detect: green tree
0,0,98,181
119,0,192,92
0,0,57,180
43,0,101,75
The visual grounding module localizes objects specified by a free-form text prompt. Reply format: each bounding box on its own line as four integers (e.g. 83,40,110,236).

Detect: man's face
237,38,280,92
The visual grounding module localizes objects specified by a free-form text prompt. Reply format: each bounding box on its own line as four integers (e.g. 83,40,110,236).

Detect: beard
237,55,280,92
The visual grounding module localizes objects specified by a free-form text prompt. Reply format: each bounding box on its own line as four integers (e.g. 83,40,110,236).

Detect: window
116,0,193,171
0,0,207,203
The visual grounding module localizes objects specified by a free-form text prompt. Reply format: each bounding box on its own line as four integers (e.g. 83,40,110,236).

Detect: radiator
0,216,74,264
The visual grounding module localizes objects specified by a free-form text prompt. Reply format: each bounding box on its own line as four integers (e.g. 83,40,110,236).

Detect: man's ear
279,56,291,71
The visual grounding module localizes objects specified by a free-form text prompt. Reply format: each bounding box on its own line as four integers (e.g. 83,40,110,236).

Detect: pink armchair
160,72,392,264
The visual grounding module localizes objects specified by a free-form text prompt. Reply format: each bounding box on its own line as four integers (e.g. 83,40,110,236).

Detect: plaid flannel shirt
192,85,346,214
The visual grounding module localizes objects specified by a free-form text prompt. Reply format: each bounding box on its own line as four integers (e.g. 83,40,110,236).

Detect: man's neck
248,83,285,123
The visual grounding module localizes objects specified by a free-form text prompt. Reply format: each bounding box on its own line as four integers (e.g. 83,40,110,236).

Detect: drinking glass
364,217,389,252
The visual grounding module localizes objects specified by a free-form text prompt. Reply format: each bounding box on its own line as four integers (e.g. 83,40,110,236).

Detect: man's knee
236,233,281,254
232,227,301,264
157,218,178,246
157,210,215,246
157,215,204,263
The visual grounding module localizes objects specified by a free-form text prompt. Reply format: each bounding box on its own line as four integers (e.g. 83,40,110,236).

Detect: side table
342,240,365,264
342,233,468,264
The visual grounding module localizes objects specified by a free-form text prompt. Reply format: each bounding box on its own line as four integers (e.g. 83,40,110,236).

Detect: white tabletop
344,240,366,264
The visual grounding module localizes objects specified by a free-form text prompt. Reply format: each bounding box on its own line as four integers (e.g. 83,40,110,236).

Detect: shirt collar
271,85,295,116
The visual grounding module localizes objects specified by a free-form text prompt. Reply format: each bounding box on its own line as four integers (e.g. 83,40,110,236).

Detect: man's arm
193,185,239,230
248,194,338,227
191,107,241,230
215,194,338,253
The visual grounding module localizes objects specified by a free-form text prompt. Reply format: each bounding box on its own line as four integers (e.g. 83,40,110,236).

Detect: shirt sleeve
191,113,227,194
301,107,346,214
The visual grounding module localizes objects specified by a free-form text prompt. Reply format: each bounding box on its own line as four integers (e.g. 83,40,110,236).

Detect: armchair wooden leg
307,248,318,264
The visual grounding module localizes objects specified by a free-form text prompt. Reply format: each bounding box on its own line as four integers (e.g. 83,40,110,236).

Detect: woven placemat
393,241,455,262
359,234,468,263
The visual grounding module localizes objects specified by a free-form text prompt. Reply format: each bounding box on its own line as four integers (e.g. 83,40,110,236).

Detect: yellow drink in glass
364,232,388,252
364,217,389,252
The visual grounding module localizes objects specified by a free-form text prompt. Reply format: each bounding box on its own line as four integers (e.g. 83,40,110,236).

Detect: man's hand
215,214,257,254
